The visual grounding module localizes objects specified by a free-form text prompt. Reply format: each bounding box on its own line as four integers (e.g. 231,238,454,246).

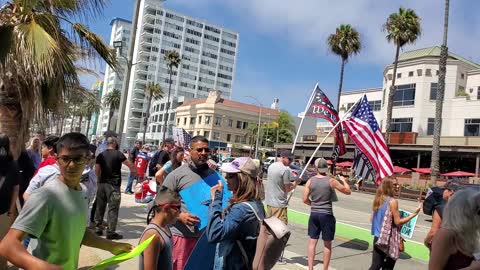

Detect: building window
205,116,212,124
436,70,439,76
368,100,381,111
236,121,242,129
177,118,180,125
477,87,480,100
417,69,423,76
426,69,432,76
215,116,222,126
226,134,231,142
242,122,248,129
190,117,195,125
183,117,187,125
204,131,210,138
346,103,355,110
189,131,194,137
461,73,465,79
396,73,402,79
160,103,165,111
228,119,233,127
198,116,202,124
465,119,480,136
391,118,413,132
427,118,435,135
408,71,414,77
152,125,157,133
159,114,163,122
430,83,438,100
170,113,175,121
213,132,220,140
393,84,415,106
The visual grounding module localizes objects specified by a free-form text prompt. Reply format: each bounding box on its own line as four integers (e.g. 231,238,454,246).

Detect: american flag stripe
343,95,394,184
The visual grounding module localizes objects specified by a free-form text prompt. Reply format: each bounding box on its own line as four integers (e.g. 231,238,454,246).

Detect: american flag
343,95,393,184
305,85,346,159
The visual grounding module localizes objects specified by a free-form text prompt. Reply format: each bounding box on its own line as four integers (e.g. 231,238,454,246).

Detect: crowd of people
0,129,479,270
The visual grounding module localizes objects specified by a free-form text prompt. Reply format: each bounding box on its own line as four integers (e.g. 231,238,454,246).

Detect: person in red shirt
135,179,156,203
34,135,59,175
134,146,151,182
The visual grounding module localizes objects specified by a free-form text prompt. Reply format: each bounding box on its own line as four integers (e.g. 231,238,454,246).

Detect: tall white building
100,0,239,148
97,18,132,134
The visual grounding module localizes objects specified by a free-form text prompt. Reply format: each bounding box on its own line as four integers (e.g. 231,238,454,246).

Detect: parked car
289,164,316,184
218,157,235,168
262,157,277,172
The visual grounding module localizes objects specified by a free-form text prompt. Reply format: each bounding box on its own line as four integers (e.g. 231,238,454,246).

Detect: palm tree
162,50,181,142
327,24,362,110
81,93,102,138
383,7,421,135
430,0,450,185
143,83,164,143
103,89,121,131
0,1,116,156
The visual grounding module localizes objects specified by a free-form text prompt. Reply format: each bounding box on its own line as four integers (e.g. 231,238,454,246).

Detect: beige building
176,91,279,151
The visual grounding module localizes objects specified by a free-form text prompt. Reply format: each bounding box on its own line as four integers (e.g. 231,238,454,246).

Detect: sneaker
95,228,103,236
106,232,123,240
125,191,134,195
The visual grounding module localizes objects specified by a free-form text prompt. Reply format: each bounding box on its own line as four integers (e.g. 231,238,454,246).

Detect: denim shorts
308,212,336,241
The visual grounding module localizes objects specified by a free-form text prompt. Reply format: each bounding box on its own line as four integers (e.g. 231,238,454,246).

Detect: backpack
238,202,291,270
149,150,164,176
423,186,444,216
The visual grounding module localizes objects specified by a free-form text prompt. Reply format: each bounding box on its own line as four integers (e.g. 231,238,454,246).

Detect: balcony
130,107,143,113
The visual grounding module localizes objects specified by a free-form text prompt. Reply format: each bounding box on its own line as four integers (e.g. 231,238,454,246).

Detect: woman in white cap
303,158,352,270
207,157,265,270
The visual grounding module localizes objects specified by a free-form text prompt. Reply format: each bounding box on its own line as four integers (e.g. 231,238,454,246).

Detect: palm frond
164,50,181,70
73,23,117,69
146,82,164,100
383,7,422,47
103,89,121,110
327,24,362,61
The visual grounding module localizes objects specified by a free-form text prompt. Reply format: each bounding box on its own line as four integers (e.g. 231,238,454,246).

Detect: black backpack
423,186,444,216
149,150,164,176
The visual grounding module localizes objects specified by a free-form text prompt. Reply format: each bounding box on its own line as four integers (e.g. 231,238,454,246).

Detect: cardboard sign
399,209,418,239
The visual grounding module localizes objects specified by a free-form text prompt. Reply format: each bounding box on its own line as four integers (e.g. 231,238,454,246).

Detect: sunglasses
158,203,181,211
225,173,237,179
195,148,211,153
57,155,87,165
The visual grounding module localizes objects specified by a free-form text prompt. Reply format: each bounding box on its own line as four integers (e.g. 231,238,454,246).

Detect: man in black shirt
94,137,136,239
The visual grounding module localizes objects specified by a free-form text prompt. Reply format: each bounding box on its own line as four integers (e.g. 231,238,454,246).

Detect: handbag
238,202,291,270
375,197,402,260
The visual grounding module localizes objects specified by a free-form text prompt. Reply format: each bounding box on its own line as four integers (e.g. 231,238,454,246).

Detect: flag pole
287,96,362,203
291,83,318,153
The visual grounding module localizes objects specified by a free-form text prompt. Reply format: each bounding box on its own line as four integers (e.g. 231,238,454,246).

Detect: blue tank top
371,197,390,237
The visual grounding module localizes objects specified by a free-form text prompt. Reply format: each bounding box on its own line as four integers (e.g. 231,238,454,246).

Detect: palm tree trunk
384,44,401,137
107,109,114,131
60,117,65,135
77,115,83,132
162,69,173,142
430,0,450,186
0,102,24,159
336,58,346,111
143,95,153,143
86,116,91,139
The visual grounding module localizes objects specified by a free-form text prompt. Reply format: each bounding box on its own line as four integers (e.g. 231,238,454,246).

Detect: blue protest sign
179,172,232,230
399,209,418,239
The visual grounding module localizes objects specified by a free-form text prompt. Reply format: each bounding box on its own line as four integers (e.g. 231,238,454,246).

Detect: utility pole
115,0,141,149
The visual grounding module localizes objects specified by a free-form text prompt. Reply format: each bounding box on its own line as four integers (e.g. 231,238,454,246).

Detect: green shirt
12,177,88,269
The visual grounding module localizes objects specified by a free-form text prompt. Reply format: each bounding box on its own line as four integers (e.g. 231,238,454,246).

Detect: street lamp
245,96,262,160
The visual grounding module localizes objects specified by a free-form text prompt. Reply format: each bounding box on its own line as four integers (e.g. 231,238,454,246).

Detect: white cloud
176,0,480,65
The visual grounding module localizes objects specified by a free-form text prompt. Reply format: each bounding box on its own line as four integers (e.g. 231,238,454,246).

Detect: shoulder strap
240,201,262,221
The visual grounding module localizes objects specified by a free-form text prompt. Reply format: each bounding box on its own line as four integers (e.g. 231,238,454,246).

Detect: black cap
444,180,461,192
280,150,294,160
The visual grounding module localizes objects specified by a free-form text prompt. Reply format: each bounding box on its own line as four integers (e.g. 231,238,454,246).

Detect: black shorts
308,212,336,241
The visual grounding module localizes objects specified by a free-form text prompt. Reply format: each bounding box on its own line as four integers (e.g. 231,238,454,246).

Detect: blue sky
80,0,480,115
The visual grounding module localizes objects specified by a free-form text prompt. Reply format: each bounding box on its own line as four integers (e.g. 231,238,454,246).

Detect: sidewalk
78,190,427,270
78,192,309,270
